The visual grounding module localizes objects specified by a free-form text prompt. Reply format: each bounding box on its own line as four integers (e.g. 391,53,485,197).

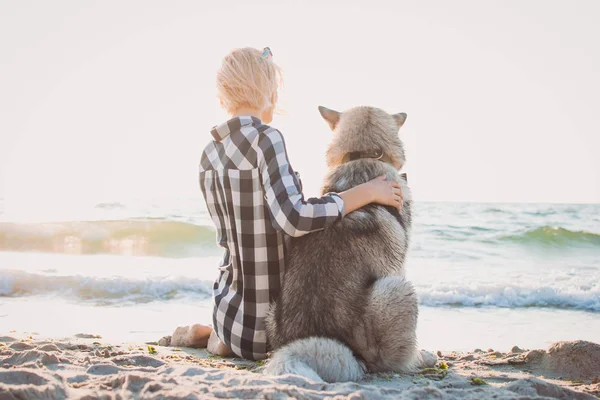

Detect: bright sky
1,0,599,207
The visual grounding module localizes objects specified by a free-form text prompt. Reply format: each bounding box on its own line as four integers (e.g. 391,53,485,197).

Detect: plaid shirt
198,116,346,360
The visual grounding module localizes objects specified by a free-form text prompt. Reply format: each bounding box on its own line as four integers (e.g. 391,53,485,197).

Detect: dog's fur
265,106,420,382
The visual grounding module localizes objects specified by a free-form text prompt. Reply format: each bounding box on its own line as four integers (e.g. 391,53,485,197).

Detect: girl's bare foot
166,324,213,348
207,330,235,357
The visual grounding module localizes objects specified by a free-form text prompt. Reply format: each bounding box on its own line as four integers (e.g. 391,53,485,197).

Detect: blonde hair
216,47,282,114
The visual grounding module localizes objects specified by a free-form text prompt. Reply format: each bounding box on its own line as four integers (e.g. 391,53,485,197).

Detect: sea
1,197,599,351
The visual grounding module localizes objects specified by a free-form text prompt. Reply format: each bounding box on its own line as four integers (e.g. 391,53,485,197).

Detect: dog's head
319,106,407,170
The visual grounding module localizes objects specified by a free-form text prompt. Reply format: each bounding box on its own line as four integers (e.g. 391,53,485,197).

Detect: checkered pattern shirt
198,116,346,360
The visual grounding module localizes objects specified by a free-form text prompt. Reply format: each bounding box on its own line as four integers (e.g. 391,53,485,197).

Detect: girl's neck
232,108,262,120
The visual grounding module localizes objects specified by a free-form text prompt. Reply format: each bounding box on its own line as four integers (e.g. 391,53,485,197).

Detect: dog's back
265,106,419,382
267,160,411,346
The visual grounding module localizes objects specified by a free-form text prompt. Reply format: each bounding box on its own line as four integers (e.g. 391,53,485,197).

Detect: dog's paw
419,349,438,368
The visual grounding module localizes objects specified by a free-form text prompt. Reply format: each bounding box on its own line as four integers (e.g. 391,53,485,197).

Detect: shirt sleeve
257,128,346,237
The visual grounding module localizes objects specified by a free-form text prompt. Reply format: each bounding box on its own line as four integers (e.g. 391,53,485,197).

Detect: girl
167,47,403,360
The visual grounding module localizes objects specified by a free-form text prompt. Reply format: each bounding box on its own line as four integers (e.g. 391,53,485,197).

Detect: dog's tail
264,337,366,383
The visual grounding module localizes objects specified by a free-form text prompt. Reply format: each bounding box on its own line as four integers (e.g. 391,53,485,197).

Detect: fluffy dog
265,106,425,382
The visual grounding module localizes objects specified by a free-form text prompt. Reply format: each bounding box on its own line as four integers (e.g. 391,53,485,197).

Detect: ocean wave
2,267,598,312
0,220,218,257
522,210,557,217
0,269,213,304
418,283,600,312
502,226,600,248
483,207,510,214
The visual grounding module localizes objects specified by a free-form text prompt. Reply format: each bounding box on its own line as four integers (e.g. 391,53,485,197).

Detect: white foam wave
3,267,599,312
417,283,600,312
0,269,213,304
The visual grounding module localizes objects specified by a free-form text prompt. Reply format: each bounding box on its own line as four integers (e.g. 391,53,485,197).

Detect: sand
1,332,598,399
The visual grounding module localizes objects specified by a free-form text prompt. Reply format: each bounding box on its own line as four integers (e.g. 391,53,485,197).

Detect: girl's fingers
393,194,403,210
393,191,403,203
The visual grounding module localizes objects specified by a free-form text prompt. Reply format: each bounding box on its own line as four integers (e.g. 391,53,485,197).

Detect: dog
265,106,426,383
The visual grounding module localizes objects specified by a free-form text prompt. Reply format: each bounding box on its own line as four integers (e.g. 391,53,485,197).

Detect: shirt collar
210,116,262,141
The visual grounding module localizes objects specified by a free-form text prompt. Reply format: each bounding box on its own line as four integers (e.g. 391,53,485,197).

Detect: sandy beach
1,332,598,399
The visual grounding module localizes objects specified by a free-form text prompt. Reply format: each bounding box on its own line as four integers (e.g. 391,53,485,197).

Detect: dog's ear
392,113,407,129
318,106,341,131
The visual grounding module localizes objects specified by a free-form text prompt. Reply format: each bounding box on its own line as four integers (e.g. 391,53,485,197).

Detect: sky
1,0,599,208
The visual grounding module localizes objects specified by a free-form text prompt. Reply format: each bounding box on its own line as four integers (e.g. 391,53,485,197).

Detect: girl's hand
368,176,403,212
338,175,404,215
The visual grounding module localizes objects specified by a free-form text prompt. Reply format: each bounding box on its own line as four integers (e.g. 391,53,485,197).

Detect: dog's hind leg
352,275,421,373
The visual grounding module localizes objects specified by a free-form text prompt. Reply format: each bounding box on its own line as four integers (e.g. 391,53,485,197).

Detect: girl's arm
257,128,402,237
